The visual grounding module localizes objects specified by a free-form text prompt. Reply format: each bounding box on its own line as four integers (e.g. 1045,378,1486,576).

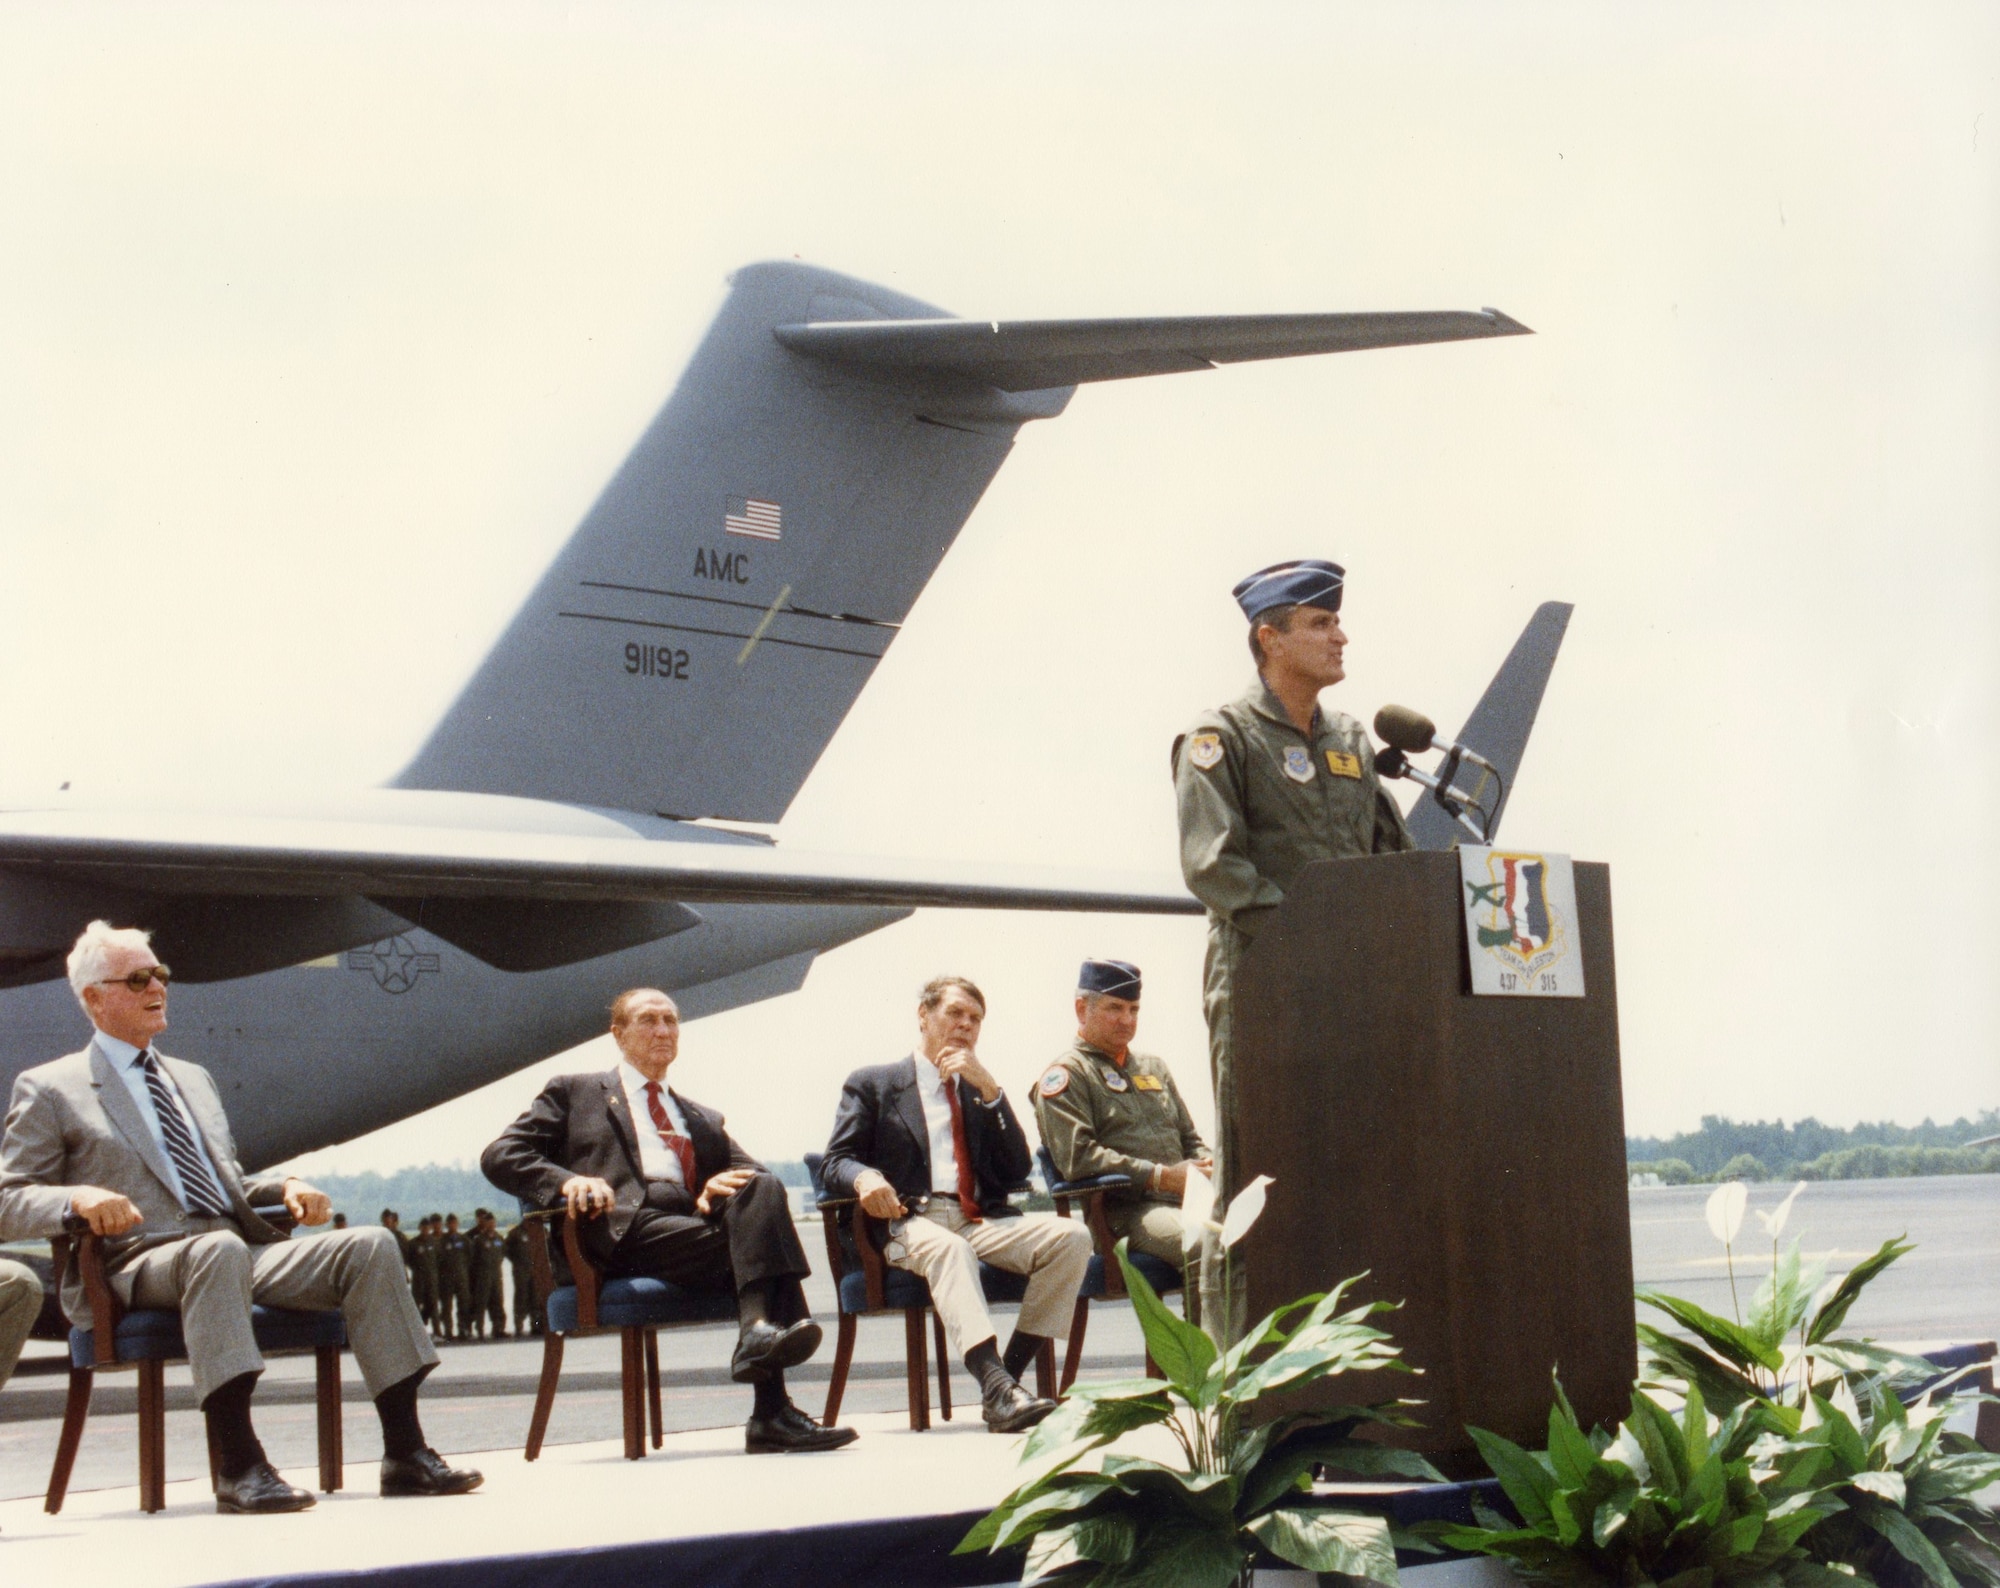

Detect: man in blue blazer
821,975,1091,1433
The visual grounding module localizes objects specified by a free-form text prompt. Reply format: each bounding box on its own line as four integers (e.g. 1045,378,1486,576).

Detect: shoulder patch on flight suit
1131,1075,1164,1091
1324,749,1361,778
1039,1067,1071,1098
1187,732,1223,770
1282,745,1314,782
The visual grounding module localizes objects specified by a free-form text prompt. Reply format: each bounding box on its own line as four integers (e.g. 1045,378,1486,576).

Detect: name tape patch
1325,749,1361,779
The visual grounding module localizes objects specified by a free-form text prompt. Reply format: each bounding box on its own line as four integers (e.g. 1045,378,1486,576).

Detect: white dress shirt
94,1032,228,1211
912,1055,962,1197
911,1053,1003,1197
618,1061,691,1186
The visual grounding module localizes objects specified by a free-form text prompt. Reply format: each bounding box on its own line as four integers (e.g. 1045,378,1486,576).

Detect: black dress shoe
982,1379,1057,1434
745,1400,860,1454
729,1318,824,1383
215,1461,316,1515
381,1447,484,1497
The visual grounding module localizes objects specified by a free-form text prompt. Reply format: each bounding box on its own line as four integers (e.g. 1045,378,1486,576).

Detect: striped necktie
138,1051,231,1217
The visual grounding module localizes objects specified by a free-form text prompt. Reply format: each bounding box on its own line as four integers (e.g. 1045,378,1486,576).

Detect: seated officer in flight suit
1033,959,1211,1270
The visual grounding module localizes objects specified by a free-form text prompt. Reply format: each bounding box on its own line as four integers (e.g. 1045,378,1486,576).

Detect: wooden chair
1036,1146,1194,1393
518,1207,738,1462
44,1214,348,1515
804,1153,1053,1432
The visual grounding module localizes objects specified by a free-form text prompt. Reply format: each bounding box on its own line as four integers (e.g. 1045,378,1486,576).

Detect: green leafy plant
1750,1374,2000,1588
1637,1184,1934,1413
958,1183,1441,1588
1425,1378,1836,1587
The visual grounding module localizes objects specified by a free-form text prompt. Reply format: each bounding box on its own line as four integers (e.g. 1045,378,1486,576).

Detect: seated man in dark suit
822,975,1092,1433
482,988,855,1454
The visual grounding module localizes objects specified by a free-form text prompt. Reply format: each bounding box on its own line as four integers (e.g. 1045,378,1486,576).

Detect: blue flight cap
1233,559,1345,622
1078,958,1142,1000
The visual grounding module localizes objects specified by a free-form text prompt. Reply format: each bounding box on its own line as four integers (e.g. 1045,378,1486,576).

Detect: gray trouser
120,1222,438,1404
0,1257,42,1388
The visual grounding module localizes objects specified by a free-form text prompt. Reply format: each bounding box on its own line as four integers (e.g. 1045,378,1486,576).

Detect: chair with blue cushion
43,1213,349,1515
804,1152,1054,1432
1036,1145,1194,1393
518,1204,739,1462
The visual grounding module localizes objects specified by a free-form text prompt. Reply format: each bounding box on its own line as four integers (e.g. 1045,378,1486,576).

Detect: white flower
1705,1181,1748,1246
1180,1165,1216,1254
1754,1181,1807,1239
1220,1175,1275,1249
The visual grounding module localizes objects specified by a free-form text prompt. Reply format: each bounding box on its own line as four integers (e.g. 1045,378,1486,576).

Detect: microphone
1373,704,1498,775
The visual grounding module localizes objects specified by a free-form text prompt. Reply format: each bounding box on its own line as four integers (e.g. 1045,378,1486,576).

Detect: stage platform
0,1409,1511,1588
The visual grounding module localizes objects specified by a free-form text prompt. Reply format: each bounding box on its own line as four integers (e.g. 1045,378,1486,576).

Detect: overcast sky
2,2,1994,1174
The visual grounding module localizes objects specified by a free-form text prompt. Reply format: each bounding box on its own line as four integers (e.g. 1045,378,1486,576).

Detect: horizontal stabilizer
0,813,1202,916
775,309,1532,392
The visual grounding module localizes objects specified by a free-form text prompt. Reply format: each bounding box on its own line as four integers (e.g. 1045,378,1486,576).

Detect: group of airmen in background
377,1207,543,1342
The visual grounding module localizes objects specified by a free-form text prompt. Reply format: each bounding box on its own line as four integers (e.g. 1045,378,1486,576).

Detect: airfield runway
1,1174,1992,1503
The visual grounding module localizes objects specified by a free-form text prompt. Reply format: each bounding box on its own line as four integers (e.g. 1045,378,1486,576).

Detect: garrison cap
1233,559,1345,622
1077,958,1142,999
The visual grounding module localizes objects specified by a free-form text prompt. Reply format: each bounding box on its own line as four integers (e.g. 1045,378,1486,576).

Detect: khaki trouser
121,1222,438,1403
0,1257,41,1388
886,1204,1093,1359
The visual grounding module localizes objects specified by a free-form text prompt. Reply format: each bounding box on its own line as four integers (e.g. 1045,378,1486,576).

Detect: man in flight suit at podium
1172,559,1414,1207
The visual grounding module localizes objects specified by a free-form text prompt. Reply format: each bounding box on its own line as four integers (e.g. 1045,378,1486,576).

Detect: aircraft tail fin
1404,601,1573,850
395,260,1529,824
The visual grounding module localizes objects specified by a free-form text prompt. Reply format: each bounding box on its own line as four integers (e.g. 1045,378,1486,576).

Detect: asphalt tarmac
2,1174,1992,1502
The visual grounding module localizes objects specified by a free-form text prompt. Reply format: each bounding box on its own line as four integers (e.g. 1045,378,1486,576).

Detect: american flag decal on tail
724,497,782,541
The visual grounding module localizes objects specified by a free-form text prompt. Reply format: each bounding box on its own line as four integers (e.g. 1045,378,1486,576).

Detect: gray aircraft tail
395,260,1530,823
1404,601,1572,850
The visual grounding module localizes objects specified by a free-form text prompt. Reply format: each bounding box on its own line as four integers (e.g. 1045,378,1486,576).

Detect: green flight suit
1034,1041,1209,1270
439,1228,472,1340
504,1222,544,1334
469,1226,508,1338
410,1230,442,1333
1173,677,1413,1199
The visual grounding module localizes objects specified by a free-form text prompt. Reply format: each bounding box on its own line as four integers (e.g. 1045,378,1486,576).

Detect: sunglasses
95,966,173,992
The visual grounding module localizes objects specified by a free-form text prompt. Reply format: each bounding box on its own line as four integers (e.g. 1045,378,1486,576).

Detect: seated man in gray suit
0,921,481,1513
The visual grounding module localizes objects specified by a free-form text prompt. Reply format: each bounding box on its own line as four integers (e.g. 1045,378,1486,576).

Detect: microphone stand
1377,747,1490,843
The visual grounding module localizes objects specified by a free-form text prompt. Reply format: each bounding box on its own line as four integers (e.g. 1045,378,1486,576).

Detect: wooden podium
1232,850,1633,1469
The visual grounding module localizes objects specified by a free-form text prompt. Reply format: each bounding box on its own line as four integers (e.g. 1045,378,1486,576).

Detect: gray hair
66,920,155,1007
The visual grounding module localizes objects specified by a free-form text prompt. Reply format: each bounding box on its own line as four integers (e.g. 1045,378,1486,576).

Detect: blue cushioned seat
70,1303,348,1368
543,1275,740,1335
1079,1249,1183,1301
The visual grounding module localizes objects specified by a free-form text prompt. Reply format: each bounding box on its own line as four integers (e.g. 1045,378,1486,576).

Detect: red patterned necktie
643,1082,697,1188
942,1075,982,1223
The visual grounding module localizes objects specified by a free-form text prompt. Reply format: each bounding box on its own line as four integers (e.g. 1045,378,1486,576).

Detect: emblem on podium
1458,846,1585,997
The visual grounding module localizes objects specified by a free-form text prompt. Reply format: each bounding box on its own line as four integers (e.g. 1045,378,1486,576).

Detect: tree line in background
1626,1109,2000,1184
290,1115,2000,1218
294,1159,818,1225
